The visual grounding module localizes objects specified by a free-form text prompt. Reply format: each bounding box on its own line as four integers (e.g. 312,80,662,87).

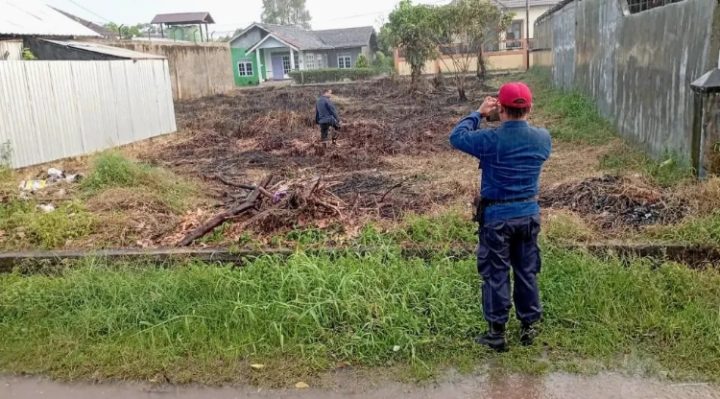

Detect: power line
62,0,112,23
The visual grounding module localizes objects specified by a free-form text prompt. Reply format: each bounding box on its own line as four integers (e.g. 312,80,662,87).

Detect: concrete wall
107,41,235,100
396,50,527,76
534,0,718,161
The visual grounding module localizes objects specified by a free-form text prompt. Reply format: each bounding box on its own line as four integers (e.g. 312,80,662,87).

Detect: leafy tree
434,0,511,100
262,0,312,29
355,54,369,68
384,0,439,89
104,23,157,40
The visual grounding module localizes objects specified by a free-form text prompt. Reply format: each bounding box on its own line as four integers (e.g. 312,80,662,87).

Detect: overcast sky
43,0,452,36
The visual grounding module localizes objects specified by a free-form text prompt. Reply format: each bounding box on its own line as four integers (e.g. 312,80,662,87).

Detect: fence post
690,68,720,178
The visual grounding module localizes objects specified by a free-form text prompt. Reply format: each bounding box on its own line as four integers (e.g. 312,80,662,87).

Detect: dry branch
178,175,272,246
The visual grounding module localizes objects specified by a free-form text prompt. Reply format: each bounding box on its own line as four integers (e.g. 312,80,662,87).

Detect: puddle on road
3,372,720,399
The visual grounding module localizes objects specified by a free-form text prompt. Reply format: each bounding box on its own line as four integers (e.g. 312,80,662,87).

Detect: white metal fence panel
0,40,22,60
0,59,177,168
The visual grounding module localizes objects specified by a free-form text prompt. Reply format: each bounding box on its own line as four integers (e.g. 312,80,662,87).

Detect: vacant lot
0,71,715,251
2,71,720,387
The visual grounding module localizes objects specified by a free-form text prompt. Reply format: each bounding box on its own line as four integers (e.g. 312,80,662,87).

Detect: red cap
498,82,533,109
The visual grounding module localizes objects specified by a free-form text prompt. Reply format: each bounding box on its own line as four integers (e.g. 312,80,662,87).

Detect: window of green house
238,61,254,76
338,55,352,69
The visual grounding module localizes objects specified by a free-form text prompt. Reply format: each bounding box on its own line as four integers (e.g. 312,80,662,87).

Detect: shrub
82,152,197,212
289,68,379,84
355,54,370,68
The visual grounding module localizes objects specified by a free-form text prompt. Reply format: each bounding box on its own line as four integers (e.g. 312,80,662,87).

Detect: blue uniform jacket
315,95,340,125
449,112,552,224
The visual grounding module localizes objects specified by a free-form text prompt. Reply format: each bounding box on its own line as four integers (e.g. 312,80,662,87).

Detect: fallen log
178,175,272,246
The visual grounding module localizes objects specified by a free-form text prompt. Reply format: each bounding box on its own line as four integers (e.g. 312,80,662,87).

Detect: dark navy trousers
476,215,543,325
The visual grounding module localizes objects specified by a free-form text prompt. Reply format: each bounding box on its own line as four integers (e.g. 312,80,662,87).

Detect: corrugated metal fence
0,60,177,168
0,40,22,60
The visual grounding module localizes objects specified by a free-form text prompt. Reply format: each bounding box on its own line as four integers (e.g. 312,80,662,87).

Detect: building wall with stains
534,0,718,161
107,41,235,100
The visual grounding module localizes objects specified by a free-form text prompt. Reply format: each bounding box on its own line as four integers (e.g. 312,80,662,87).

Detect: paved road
3,372,720,399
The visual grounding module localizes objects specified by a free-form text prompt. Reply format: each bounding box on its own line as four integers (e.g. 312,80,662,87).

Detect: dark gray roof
314,26,375,48
50,7,115,38
233,23,375,51
151,12,214,25
257,23,331,50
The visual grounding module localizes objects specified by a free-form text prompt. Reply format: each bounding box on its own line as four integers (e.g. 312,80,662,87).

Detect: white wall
507,5,552,38
0,60,176,168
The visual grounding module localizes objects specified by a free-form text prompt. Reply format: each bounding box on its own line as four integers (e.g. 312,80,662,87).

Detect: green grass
519,69,616,145
0,200,95,249
600,149,694,188
521,69,694,186
1,247,719,384
82,151,197,212
645,212,720,246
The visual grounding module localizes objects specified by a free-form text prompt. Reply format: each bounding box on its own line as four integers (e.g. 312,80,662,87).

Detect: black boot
474,323,507,352
520,322,539,346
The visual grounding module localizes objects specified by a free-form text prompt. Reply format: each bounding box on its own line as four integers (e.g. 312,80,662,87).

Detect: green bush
289,68,380,84
373,52,395,72
82,151,197,212
355,54,370,68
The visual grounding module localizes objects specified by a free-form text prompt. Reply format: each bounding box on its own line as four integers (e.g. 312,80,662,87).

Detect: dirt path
3,373,719,399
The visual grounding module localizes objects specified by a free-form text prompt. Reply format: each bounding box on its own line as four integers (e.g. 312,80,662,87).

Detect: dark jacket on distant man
315,95,340,126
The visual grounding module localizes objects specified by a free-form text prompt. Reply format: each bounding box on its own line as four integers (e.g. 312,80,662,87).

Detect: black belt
474,196,537,226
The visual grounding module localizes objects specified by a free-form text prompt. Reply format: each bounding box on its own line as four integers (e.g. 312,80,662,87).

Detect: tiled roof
151,12,215,25
313,26,375,48
233,23,376,51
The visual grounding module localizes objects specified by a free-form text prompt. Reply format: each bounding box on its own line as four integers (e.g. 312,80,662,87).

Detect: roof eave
229,23,269,45
246,33,300,52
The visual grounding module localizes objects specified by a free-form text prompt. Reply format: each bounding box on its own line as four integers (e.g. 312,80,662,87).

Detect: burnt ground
138,78,490,242
128,78,694,245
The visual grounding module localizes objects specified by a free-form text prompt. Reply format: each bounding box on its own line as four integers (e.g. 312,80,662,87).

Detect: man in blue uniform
449,82,552,352
315,88,341,145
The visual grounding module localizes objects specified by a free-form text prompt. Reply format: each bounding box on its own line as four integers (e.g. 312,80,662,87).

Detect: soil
3,372,719,399
133,79,693,245
5,79,699,249
137,78,484,243
541,175,689,230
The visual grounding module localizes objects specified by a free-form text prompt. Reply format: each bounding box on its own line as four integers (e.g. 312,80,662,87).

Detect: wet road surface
3,372,720,399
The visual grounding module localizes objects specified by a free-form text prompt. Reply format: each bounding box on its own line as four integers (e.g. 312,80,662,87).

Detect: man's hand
478,96,498,117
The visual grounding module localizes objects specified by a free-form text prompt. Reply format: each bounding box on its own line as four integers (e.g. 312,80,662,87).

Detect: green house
229,23,377,86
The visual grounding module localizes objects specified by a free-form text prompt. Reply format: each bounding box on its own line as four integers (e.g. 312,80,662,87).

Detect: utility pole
526,0,530,70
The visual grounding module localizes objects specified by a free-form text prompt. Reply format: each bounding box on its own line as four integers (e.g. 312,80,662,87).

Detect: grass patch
1,247,719,384
600,147,693,188
519,69,615,145
0,200,95,249
542,211,593,244
645,212,720,246
82,152,197,212
394,211,476,247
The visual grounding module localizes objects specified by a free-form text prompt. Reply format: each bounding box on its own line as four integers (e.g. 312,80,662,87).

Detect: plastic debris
37,204,55,213
18,167,82,193
250,364,265,370
19,180,47,192
295,382,309,389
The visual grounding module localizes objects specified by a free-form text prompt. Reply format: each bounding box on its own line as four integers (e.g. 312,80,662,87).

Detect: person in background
315,88,341,145
449,82,552,352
